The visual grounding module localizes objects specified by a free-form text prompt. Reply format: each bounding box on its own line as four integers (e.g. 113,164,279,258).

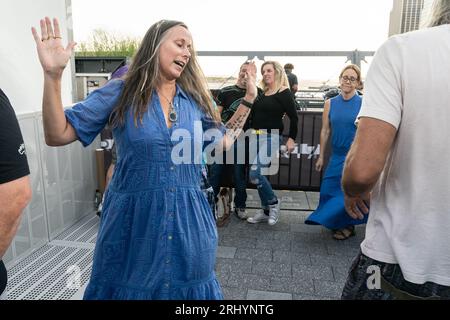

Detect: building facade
420,0,435,27
389,0,425,36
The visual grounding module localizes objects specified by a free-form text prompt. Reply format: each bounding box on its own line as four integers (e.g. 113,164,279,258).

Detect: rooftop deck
4,189,364,300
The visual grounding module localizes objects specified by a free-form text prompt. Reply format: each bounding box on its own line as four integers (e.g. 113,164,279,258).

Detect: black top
0,89,30,296
0,89,30,184
286,72,298,94
216,85,263,131
251,88,299,140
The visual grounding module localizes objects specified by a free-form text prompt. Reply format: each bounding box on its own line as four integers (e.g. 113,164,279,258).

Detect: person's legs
201,166,217,220
208,163,223,201
247,134,280,225
233,163,248,219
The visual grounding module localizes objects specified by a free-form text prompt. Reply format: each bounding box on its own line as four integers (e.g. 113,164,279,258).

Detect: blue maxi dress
305,93,368,230
65,80,223,299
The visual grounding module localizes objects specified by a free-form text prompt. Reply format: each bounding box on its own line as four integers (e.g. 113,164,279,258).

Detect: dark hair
110,20,219,127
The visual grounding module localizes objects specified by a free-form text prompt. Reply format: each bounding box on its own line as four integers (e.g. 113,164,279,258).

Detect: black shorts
0,260,7,296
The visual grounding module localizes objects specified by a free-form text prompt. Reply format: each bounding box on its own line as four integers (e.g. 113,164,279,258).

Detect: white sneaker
247,210,269,224
235,208,248,220
268,201,280,226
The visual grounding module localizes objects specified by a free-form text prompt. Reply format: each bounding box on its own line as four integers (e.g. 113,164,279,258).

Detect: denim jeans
208,142,248,209
248,133,280,207
341,251,450,300
200,166,216,220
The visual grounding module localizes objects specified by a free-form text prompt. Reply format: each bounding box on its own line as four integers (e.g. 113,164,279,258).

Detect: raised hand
244,61,257,102
31,17,76,79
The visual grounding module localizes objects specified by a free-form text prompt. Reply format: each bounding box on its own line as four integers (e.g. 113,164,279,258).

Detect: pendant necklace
158,90,177,122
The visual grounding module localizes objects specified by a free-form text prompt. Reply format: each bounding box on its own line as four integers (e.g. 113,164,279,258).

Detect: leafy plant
75,29,140,57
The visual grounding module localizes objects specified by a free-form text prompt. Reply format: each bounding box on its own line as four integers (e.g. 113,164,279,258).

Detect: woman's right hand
31,17,76,79
315,157,324,172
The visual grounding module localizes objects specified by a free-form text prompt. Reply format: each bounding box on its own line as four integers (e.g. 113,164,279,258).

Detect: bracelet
241,99,253,109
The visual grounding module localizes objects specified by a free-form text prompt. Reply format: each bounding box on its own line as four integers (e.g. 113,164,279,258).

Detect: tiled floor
4,190,364,300
216,189,364,300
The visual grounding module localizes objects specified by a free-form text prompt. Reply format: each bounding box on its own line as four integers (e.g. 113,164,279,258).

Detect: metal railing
197,50,375,68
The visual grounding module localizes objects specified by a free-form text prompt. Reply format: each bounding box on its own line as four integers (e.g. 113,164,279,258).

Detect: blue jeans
200,166,216,220
208,143,248,209
248,133,280,207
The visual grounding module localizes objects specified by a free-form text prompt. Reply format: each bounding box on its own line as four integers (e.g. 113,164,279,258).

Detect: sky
71,0,393,82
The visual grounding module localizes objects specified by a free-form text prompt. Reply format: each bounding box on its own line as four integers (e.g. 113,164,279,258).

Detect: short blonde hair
339,64,362,84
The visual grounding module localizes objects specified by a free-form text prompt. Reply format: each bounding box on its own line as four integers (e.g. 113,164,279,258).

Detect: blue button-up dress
65,80,223,299
305,94,368,229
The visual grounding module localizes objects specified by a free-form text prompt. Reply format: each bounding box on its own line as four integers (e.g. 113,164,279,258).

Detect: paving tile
332,266,352,283
215,258,253,274
227,272,271,291
222,286,247,300
282,214,305,225
272,231,294,241
269,277,315,295
234,248,272,262
291,231,327,242
305,192,320,210
255,238,292,251
292,264,334,281
272,250,311,265
252,261,292,278
291,240,328,255
247,289,292,300
326,242,361,257
257,221,291,232
216,271,230,287
314,279,346,299
291,223,324,234
310,253,354,269
216,246,237,259
220,235,257,249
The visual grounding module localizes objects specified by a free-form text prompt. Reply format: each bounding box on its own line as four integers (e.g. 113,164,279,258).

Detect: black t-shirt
0,88,30,296
251,88,299,140
216,85,263,131
0,88,30,184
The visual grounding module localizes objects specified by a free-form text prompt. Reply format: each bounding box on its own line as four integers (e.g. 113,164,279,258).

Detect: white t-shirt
358,24,450,286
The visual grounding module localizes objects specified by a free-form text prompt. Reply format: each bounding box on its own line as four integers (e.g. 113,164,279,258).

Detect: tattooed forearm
221,104,251,150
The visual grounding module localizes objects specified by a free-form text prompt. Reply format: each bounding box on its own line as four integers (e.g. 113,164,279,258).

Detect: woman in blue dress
32,18,257,299
305,65,368,240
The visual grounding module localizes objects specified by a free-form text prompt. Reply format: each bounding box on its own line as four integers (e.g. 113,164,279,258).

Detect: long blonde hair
110,20,219,127
259,61,290,93
421,0,450,28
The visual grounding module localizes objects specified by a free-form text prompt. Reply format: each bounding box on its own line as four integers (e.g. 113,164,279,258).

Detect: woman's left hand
286,138,295,153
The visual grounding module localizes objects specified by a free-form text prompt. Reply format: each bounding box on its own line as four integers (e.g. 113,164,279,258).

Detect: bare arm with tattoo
219,61,257,151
